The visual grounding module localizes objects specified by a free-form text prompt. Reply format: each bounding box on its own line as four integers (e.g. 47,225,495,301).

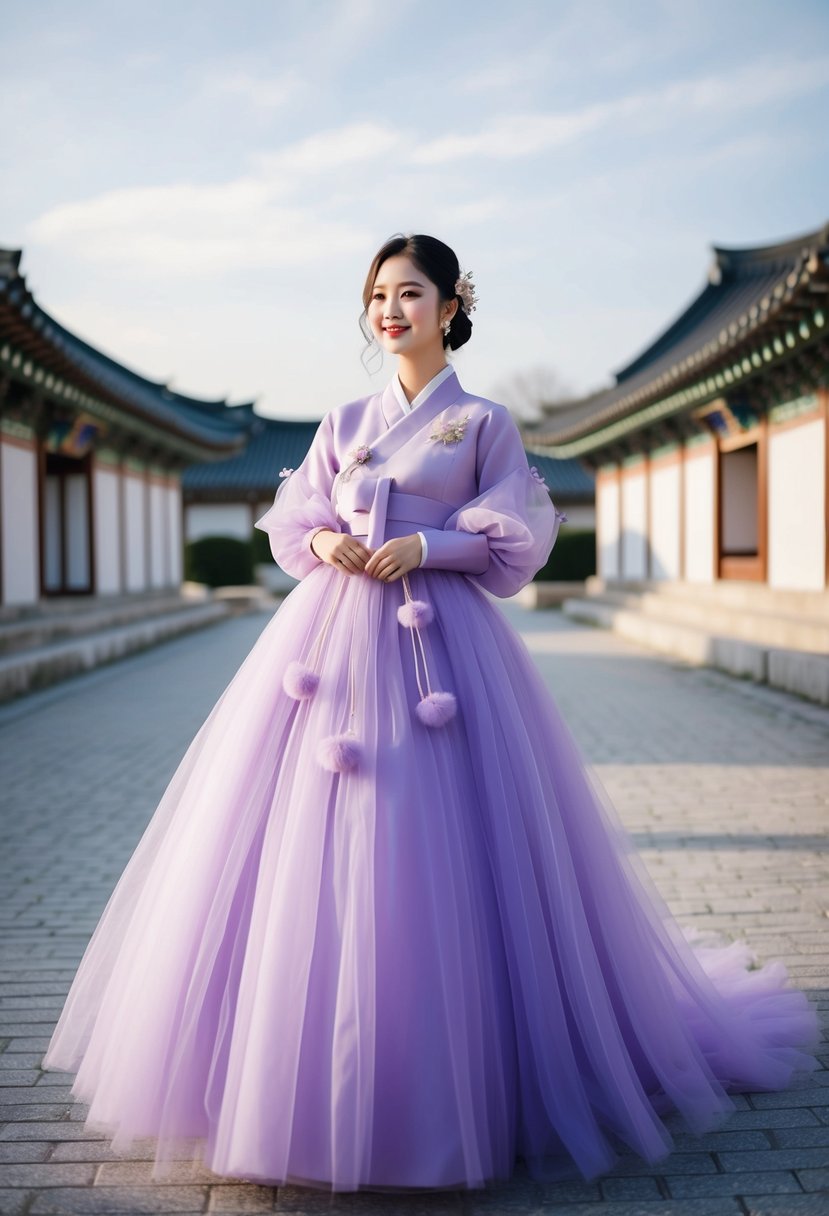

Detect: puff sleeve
253,413,342,580
419,406,566,597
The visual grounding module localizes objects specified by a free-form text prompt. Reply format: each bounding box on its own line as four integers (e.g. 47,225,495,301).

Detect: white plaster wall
768,417,826,590
93,466,122,594
123,475,147,591
166,484,182,584
148,482,166,588
1,441,39,604
554,503,594,529
597,477,620,579
620,469,647,578
684,449,715,583
649,462,681,580
186,503,252,542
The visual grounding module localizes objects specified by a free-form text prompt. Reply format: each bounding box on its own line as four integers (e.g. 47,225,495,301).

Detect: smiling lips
384,326,409,337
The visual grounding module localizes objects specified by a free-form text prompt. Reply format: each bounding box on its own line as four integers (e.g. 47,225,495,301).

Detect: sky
3,0,828,421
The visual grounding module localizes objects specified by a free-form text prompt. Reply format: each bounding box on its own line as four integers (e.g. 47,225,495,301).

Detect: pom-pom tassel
415,690,457,728
317,733,363,772
397,598,433,629
283,660,320,699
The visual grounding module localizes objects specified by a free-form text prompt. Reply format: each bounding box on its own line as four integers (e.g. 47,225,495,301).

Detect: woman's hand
310,528,373,575
363,534,423,583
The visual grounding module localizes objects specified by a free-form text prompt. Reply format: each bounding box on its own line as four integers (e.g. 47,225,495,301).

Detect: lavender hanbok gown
42,366,819,1192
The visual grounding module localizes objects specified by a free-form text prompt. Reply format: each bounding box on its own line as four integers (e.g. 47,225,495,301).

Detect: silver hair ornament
455,270,478,314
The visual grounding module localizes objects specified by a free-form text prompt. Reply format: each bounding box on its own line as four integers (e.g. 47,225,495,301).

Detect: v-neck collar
391,363,455,415
372,366,464,458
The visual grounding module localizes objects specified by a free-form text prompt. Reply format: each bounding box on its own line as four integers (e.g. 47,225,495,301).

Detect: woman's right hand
310,528,374,575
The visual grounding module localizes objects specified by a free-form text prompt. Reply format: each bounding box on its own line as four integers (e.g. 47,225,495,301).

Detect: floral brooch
340,443,373,483
279,467,294,478
429,415,470,445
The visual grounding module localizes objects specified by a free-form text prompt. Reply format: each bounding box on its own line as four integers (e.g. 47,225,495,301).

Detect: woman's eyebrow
372,280,425,289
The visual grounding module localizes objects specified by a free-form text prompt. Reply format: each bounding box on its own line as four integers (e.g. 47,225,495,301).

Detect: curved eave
0,251,254,454
523,256,829,459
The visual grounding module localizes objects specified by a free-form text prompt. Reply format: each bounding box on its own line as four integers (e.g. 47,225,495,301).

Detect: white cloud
253,121,405,175
204,69,302,112
415,54,829,164
25,177,371,275
441,197,507,225
412,105,610,164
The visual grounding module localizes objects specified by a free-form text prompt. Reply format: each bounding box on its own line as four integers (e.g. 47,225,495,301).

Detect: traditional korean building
0,247,254,607
181,423,595,542
522,221,829,592
181,417,319,542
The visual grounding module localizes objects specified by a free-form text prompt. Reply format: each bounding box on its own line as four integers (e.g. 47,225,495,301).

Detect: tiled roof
183,416,594,502
0,247,253,455
523,220,829,454
182,416,319,498
525,452,594,500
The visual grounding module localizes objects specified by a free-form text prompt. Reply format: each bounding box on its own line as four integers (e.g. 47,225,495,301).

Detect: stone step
579,587,829,653
584,575,829,621
561,596,829,706
0,589,214,656
0,600,236,705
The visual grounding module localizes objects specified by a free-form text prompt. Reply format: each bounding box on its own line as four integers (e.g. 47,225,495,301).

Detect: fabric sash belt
336,476,453,549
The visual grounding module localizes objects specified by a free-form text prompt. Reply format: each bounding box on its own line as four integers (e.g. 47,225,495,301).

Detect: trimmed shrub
534,527,595,582
251,526,271,566
184,535,254,587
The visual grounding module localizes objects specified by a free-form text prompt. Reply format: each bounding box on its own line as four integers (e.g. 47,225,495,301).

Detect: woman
42,233,820,1194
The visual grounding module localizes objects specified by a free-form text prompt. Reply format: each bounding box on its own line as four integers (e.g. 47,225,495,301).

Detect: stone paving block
95,1158,222,1185
720,1109,822,1131
797,1168,829,1192
668,1130,772,1152
48,1142,156,1163
1,609,827,1216
773,1124,829,1147
718,1147,829,1172
616,1153,719,1177
740,1198,829,1216
0,1087,72,1105
665,1169,803,1197
0,1070,41,1086
26,1185,209,1213
599,1174,663,1200
535,1201,746,1215
0,1142,50,1164
0,1162,97,1187
748,1089,829,1109
0,1190,30,1216
0,1052,43,1071
207,1184,278,1212
0,1104,73,1121
0,1122,107,1142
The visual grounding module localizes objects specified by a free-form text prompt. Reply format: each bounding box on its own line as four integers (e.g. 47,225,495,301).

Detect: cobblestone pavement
0,600,827,1216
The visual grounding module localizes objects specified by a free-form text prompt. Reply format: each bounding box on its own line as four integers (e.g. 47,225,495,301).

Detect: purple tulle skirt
42,563,821,1191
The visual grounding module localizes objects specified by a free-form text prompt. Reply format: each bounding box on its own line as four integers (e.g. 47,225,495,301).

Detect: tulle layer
42,563,821,1192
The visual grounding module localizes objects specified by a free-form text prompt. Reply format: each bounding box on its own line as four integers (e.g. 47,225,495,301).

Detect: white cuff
418,530,428,566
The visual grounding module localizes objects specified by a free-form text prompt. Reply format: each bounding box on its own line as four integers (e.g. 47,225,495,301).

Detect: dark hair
358,232,473,371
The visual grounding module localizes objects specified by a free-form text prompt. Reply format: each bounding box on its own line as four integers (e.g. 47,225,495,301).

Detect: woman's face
367,254,452,356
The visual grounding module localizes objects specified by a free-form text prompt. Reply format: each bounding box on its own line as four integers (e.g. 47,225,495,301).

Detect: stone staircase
534,577,829,707
0,586,269,705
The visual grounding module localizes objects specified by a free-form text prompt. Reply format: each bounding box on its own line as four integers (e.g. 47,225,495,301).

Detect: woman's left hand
363,534,422,582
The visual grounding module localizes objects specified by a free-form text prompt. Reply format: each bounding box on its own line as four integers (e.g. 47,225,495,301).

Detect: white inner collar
392,363,454,414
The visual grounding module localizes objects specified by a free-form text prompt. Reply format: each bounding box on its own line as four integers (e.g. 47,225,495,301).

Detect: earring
441,318,451,336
